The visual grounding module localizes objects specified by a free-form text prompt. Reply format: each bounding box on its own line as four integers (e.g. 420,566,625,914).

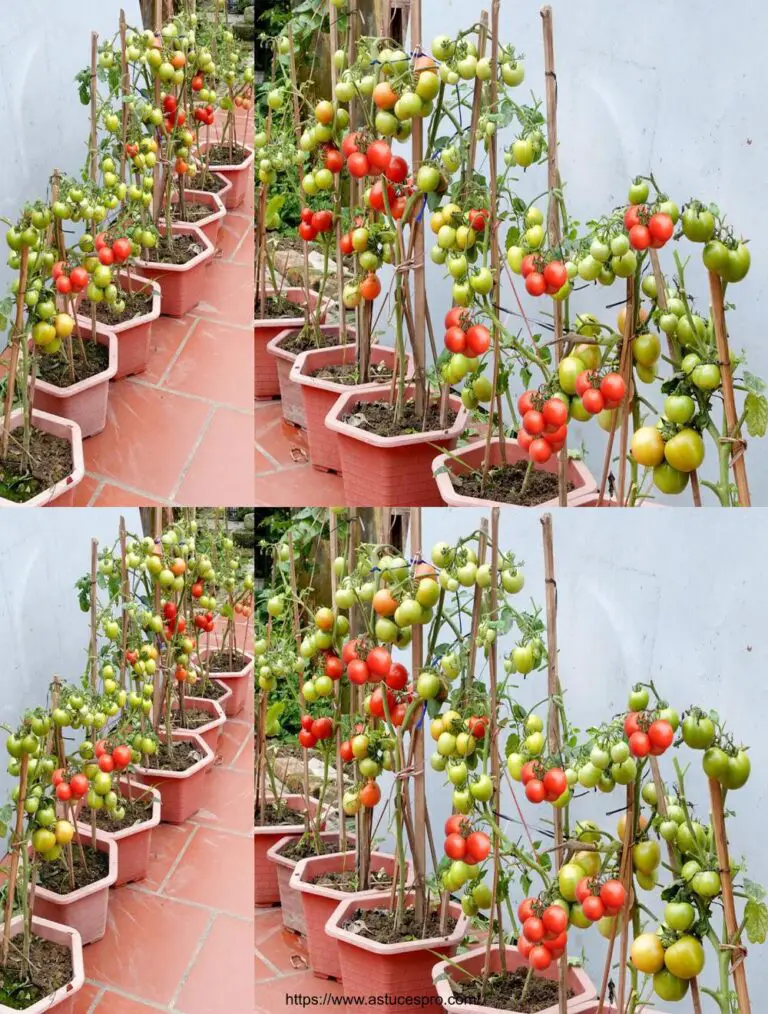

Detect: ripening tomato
385,156,409,183
529,945,552,971
543,261,567,291
523,917,544,942
386,662,409,690
525,271,546,296
347,659,370,685
325,147,344,173
359,273,381,300
525,779,546,803
359,780,381,807
340,740,354,763
648,213,674,246
523,410,545,435
298,222,317,242
600,879,626,911
629,224,651,250
298,728,316,749
529,438,552,464
366,646,392,677
581,388,605,414
444,326,467,353
629,731,651,757
582,895,605,921
445,832,467,860
340,232,354,255
600,372,626,403
341,132,360,158
631,933,665,974
347,152,370,178
647,720,674,752
465,324,491,356
542,398,568,427
465,831,491,862
325,655,343,679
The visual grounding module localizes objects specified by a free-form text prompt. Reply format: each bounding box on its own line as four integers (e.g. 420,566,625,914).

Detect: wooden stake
2,752,28,968
465,13,488,190
89,33,99,183
540,7,567,506
410,506,426,923
710,778,752,1011
709,272,751,506
328,509,346,852
596,783,635,1014
410,0,426,415
151,508,164,731
287,531,311,830
287,26,313,321
597,277,635,505
119,517,129,690
119,10,129,183
328,1,348,345
1,246,29,459
89,539,99,691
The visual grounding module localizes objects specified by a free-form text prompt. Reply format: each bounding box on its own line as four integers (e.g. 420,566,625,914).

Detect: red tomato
325,655,343,679
529,945,552,970
542,398,568,427
98,753,115,772
359,273,381,301
543,261,567,291
70,267,89,290
518,429,534,452
520,761,537,784
629,731,651,757
518,391,536,415
112,745,132,769
301,208,314,224
624,711,643,736
518,898,536,922
542,905,568,935
342,640,360,664
112,237,132,262
523,410,545,435
468,208,488,231
582,895,605,921
311,210,333,233
298,728,317,749
340,232,354,255
369,180,396,212
389,196,408,220
390,702,408,727
465,324,491,356
543,424,568,446
298,222,316,242
518,935,534,959
98,247,115,265
629,224,651,250
369,686,396,718
55,275,72,293
301,715,314,731
465,831,491,862
521,254,538,277
624,205,645,230
384,156,409,183
347,659,370,684
341,132,360,158
445,814,469,836
325,147,344,173
581,388,605,414
525,271,546,296
386,662,409,691
56,783,73,801
648,719,674,751
600,879,626,911
525,779,546,803
70,773,89,797
600,372,626,403
340,740,354,763
543,767,567,800
648,213,674,246
444,326,467,353
366,646,392,677
95,739,109,757
529,438,553,463
444,306,467,330
467,716,488,739
311,717,334,740
366,140,392,173
445,833,467,859
576,878,593,904
523,917,544,942
347,152,370,178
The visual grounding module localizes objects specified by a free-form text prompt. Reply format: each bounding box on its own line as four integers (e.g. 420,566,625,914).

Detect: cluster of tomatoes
443,814,492,863
574,876,627,924
520,761,568,804
162,601,186,638
516,390,569,464
51,768,90,802
623,710,675,759
193,610,216,633
624,205,675,252
298,207,334,243
92,738,132,774
443,307,491,356
517,897,570,970
298,714,334,750
192,102,217,125
51,262,89,295
343,133,408,184
521,255,569,298
574,369,627,418
161,93,186,133
93,232,133,268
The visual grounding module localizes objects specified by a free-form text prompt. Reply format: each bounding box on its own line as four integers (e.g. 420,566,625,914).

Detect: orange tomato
373,82,398,109
171,558,186,576
171,52,186,69
372,588,398,616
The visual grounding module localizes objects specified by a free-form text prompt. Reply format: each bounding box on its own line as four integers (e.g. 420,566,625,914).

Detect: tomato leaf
505,224,520,249
505,732,520,756
745,897,768,944
744,392,768,438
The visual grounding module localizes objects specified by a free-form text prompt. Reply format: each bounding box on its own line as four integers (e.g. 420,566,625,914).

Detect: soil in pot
311,360,393,384
0,428,73,503
169,200,219,225
256,802,309,826
190,170,227,194
341,399,457,437
142,740,202,773
342,907,457,944
206,649,251,673
451,968,574,1012
312,867,393,891
453,460,574,506
79,288,153,326
275,323,344,356
79,793,154,831
206,143,250,165
0,934,73,1010
277,835,343,862
168,706,218,731
193,679,227,702
144,233,204,266
37,845,110,894
35,342,109,387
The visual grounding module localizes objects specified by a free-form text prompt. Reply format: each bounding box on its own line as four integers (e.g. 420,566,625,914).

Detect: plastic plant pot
195,646,253,718
31,826,118,945
0,915,85,1014
133,731,215,824
265,318,339,428
169,694,227,755
190,170,233,209
432,945,597,1014
76,777,161,887
0,409,84,508
291,343,415,474
133,223,215,318
291,850,408,981
267,831,352,936
325,891,470,1014
29,324,117,438
163,189,227,249
255,287,326,400
254,794,324,907
569,492,665,508
199,141,254,209
325,384,469,506
431,437,597,507
76,271,161,380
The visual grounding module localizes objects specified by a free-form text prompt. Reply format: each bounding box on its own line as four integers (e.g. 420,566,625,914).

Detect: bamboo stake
708,272,751,506
465,13,488,191
2,752,28,968
410,0,426,416
597,277,635,505
287,531,311,832
151,507,164,731
328,0,348,345
710,778,752,1011
152,0,163,223
89,33,99,183
1,247,29,460
286,26,313,327
462,519,488,698
328,509,347,852
118,517,129,690
119,10,129,183
89,539,99,691
410,506,426,923
540,7,567,506
595,783,635,1014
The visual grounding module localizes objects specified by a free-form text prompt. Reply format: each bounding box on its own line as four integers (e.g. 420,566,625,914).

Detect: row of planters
0,6,253,506
254,1,764,506
254,507,760,1013
0,510,254,1010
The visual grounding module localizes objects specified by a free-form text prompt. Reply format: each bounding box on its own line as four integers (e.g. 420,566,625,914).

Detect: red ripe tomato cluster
521,761,568,804
343,134,410,185
340,641,413,725
162,94,186,131
94,232,132,267
444,814,491,864
193,103,216,125
517,390,569,464
94,738,132,774
522,255,568,297
443,307,491,356
323,146,344,174
299,207,334,243
162,601,186,638
624,207,675,251
623,713,675,758
298,714,333,749
575,370,627,417
193,610,215,633
51,262,89,295
576,877,627,923
342,639,392,684
468,208,488,232
517,897,570,969
52,768,90,802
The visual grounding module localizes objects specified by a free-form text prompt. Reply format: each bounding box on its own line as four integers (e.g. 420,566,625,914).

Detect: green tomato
721,243,751,283
664,394,696,425
721,750,750,789
654,462,689,496
632,840,661,874
558,862,586,902
558,355,586,395
682,714,716,749
653,970,689,1002
664,936,705,979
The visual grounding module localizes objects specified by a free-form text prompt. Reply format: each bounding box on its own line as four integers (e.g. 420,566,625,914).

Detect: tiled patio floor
255,910,345,1014
254,403,345,506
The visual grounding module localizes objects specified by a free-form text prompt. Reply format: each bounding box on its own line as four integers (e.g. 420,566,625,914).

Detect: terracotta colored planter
291,342,416,473
432,437,596,507
432,945,597,1014
195,646,253,717
266,319,340,428
31,826,117,945
569,492,664,508
267,831,350,936
133,731,215,824
0,409,84,508
291,850,407,981
77,271,161,380
164,189,227,250
192,170,233,209
255,287,325,400
76,778,161,887
30,325,117,438
326,385,469,506
134,223,215,317
254,794,324,907
199,141,254,209
170,694,226,754
326,892,469,1014
566,1005,667,1014
0,915,84,1014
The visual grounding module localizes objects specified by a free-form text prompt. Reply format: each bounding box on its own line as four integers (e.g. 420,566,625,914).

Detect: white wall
389,0,768,504
0,1,142,343
0,508,142,803
380,506,768,1011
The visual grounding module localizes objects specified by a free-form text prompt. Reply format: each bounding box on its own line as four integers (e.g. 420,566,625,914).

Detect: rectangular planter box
267,831,351,936
77,777,161,887
0,915,85,1014
77,271,161,380
134,223,215,317
133,731,215,824
195,646,253,717
254,794,324,907
0,408,84,507
166,189,227,249
170,694,227,755
266,319,339,428
199,141,254,209
255,287,324,400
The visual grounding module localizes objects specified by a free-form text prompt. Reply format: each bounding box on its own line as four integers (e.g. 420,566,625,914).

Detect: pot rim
198,140,254,172
194,646,254,679
29,328,118,397
325,384,469,448
325,891,469,955
0,408,84,508
133,730,215,782
133,222,215,275
31,826,118,904
254,793,322,837
266,830,352,870
167,694,227,737
290,343,413,396
0,915,84,1014
291,850,410,901
160,188,227,231
75,778,162,842
75,270,162,335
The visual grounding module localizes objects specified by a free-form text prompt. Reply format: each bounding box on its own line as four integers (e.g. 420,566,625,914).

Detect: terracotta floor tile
190,765,253,834
83,383,210,499
260,463,345,507
94,992,165,1013
162,321,253,408
142,822,197,891
192,262,251,326
174,409,255,503
231,228,254,267
255,952,276,982
218,720,252,767
142,315,194,384
254,908,284,944
84,889,209,1005
254,423,308,470
256,929,310,975
71,474,100,506
73,982,102,1012
163,827,253,918
175,914,254,1014
254,400,284,424
92,483,166,507
218,214,251,261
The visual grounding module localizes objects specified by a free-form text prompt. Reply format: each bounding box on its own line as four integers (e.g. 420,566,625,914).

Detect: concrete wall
378,506,768,1011
0,1,142,344
385,0,768,504
0,508,142,803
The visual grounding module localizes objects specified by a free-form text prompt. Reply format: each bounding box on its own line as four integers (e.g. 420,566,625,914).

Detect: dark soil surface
37,844,110,894
313,867,393,891
452,459,572,506
206,143,250,166
191,171,227,194
277,836,343,862
255,802,310,827
342,906,457,945
170,200,218,224
80,793,154,831
206,650,250,673
143,740,203,773
194,679,227,702
0,428,73,503
452,969,574,1012
79,287,154,326
311,361,393,385
36,341,109,388
341,399,457,437
274,325,347,357
255,295,308,321
0,933,73,1009
170,707,218,731
144,233,203,266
